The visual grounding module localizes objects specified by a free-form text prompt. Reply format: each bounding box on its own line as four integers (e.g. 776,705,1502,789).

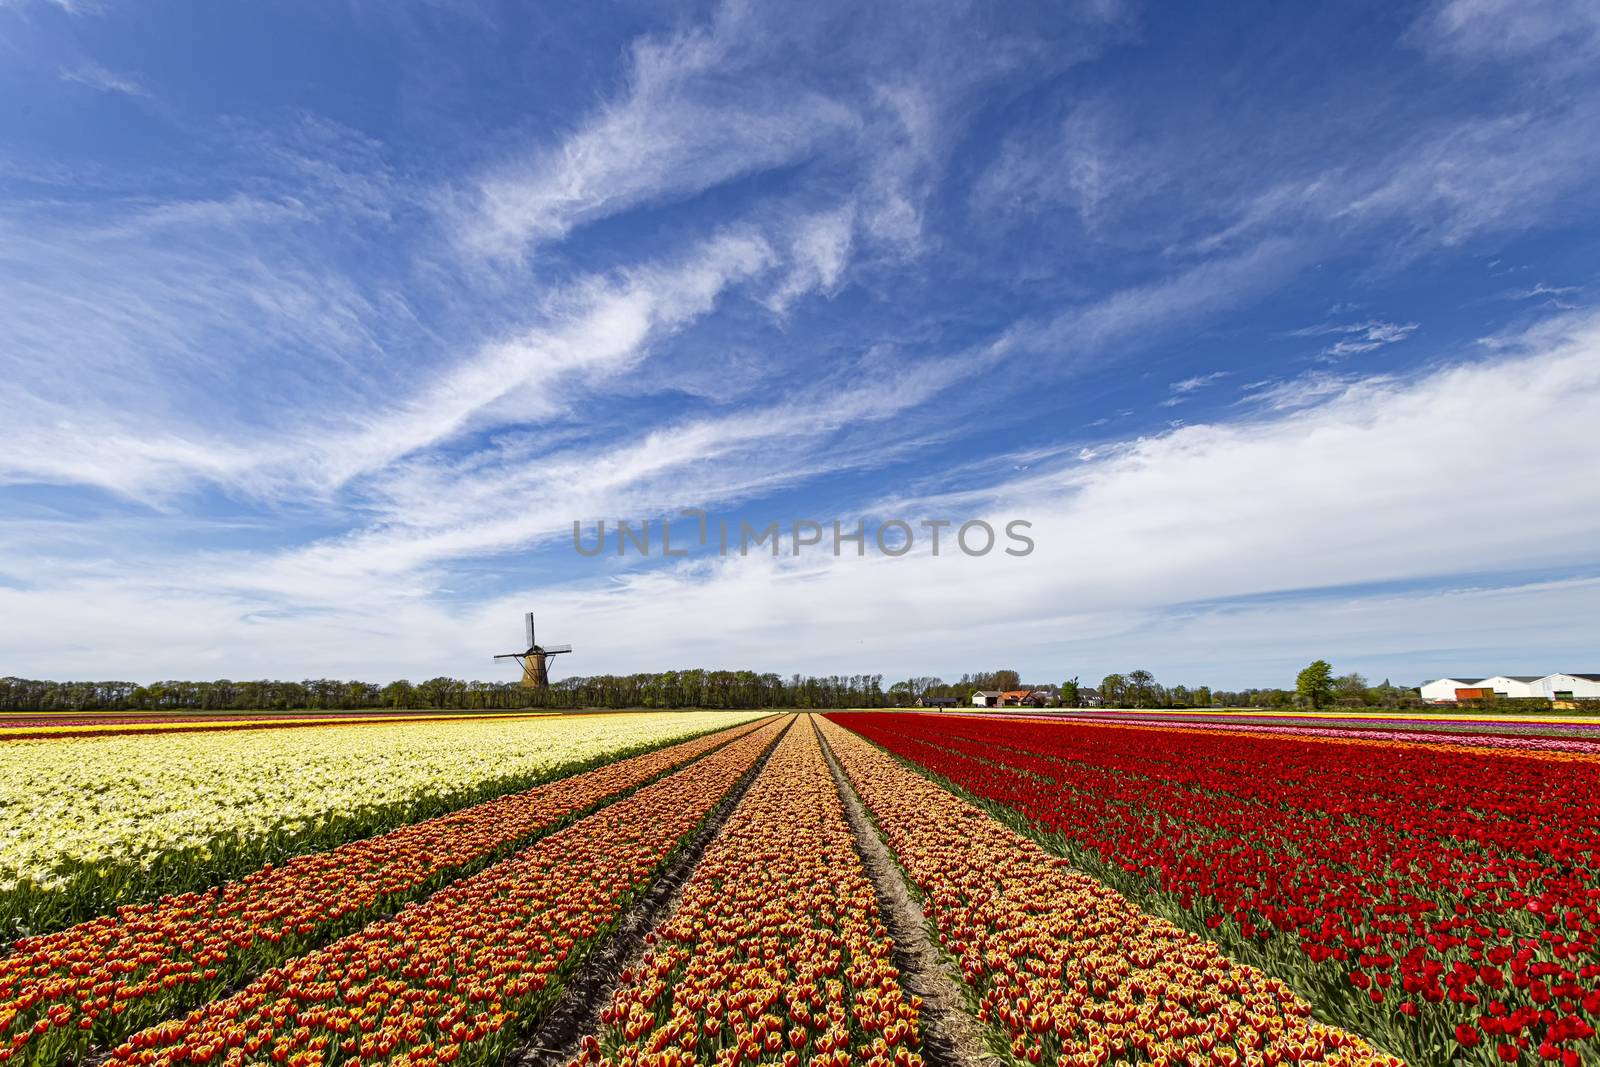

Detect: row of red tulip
816,716,1401,1067
828,712,1600,1066
20,717,789,1067
572,717,923,1067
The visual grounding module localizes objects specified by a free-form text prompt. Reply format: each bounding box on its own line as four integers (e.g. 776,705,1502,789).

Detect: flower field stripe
970,712,1600,762
815,715,1400,1067
1,710,769,939
982,712,1600,756
105,715,794,1067
0,712,560,743
0,716,777,1067
832,713,1600,1067
572,715,923,1067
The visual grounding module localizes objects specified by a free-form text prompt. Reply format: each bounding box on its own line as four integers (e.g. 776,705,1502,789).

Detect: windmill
494,613,573,689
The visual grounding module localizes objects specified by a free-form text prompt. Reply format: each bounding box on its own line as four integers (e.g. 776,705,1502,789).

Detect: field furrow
816,716,1399,1067
105,715,792,1067
571,714,923,1067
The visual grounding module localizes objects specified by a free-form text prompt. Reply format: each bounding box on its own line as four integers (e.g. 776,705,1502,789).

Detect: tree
1061,676,1081,708
994,669,1021,692
1100,673,1127,707
1296,660,1335,710
1126,669,1160,708
1333,671,1369,707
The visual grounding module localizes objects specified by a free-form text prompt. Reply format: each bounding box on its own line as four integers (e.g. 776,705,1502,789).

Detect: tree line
4,663,1534,714
885,665,1428,709
0,671,890,712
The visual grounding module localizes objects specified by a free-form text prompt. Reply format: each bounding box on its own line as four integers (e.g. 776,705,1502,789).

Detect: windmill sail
524,612,536,651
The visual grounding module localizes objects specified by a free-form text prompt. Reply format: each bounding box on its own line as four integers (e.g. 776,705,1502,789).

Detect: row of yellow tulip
0,711,768,937
105,716,794,1067
815,716,1400,1067
573,716,922,1067
0,712,553,741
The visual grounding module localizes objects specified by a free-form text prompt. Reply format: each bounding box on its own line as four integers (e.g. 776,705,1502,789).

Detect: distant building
1420,673,1600,704
1418,677,1486,704
917,695,958,708
997,689,1049,708
972,690,1001,707
1077,687,1104,707
1540,674,1600,702
1478,676,1544,699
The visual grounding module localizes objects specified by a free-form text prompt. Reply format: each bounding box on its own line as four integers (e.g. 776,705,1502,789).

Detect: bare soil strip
505,714,796,1067
813,717,1003,1067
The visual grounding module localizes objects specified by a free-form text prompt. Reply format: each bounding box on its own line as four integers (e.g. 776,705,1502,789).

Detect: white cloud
970,102,1135,229
452,5,858,261
1416,0,1600,64
765,206,856,312
1291,319,1420,358
305,228,779,490
58,61,146,96
1170,371,1229,394
7,311,1599,685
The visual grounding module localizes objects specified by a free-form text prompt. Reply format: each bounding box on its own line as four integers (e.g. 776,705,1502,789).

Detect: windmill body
493,613,573,689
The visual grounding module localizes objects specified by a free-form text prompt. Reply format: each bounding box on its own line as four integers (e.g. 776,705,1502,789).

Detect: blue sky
2,0,1598,689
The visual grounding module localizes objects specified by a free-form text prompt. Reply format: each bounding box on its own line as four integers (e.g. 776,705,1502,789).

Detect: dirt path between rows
813,717,1003,1067
506,715,795,1067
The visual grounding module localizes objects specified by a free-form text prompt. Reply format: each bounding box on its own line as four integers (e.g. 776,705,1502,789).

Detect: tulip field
0,710,767,936
827,712,1600,1067
2,708,1598,1067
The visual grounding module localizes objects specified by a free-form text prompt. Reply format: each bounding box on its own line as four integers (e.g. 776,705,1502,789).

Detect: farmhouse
916,695,958,708
1419,673,1600,704
997,689,1049,707
1540,674,1600,701
971,690,1000,707
1418,677,1484,703
1479,676,1544,699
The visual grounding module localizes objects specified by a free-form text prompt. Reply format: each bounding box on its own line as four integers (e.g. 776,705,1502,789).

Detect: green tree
1333,671,1370,707
1100,673,1127,706
1126,669,1160,708
1061,676,1080,707
1296,660,1335,709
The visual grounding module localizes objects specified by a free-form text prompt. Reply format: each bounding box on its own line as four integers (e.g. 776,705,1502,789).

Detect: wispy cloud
1291,319,1419,358
451,5,858,261
58,61,145,96
1159,371,1229,407
1502,281,1583,309
969,102,1138,231
1415,0,1600,65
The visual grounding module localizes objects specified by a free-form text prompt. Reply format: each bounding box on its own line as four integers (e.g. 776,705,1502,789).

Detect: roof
999,689,1034,699
974,690,1001,697
1495,676,1543,683
1421,677,1485,686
